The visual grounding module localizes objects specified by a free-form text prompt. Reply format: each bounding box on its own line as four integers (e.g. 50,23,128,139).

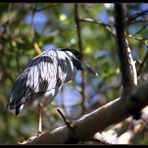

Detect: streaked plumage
7,48,97,133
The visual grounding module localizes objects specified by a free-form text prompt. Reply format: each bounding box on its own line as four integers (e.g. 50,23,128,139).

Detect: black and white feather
7,48,97,116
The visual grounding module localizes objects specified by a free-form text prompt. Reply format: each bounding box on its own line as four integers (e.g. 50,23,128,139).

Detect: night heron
7,48,98,134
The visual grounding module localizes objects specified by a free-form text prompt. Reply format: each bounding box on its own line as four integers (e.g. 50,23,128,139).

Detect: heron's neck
57,51,77,83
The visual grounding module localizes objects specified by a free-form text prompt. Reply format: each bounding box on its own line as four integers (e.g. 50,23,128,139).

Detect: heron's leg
38,102,43,135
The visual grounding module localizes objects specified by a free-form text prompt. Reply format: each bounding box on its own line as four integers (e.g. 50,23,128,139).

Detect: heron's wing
9,50,59,109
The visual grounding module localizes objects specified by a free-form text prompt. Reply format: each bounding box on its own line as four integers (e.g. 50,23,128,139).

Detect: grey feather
8,49,79,115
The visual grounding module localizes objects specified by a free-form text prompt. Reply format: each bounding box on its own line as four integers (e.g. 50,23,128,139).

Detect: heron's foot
37,131,42,137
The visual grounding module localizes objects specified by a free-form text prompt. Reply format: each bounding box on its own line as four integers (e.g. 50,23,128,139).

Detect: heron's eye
72,50,82,60
72,58,82,70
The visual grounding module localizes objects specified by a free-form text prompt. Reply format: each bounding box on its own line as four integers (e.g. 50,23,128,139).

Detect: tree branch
19,82,148,144
137,50,148,76
127,9,148,24
74,3,86,114
31,4,61,12
79,18,116,36
128,18,148,25
133,24,148,36
114,4,137,95
127,34,148,48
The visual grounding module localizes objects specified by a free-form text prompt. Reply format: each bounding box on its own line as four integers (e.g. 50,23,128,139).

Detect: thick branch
115,4,137,94
20,82,148,144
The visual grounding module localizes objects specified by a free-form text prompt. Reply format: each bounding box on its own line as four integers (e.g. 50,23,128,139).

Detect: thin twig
57,109,80,143
80,4,116,36
57,109,72,127
79,18,112,28
127,35,148,48
133,24,148,36
29,5,42,55
127,9,148,24
128,18,148,25
31,4,61,12
33,42,42,54
137,50,148,76
79,18,116,36
74,3,86,114
30,4,36,38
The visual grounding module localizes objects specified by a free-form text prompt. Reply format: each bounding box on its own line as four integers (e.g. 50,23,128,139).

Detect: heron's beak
82,60,98,77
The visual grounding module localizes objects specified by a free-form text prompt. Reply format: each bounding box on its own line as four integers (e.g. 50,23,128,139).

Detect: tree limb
115,4,137,96
19,82,148,144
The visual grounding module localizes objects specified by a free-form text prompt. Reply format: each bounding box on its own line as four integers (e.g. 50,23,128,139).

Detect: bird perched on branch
7,48,98,134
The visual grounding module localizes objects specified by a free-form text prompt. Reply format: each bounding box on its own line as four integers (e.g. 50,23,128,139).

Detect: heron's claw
37,131,42,137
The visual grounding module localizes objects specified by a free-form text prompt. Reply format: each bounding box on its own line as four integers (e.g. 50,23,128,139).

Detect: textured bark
115,4,137,95
20,83,148,144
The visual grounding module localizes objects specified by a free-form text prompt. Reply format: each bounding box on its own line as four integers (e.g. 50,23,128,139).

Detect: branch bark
19,83,148,144
74,3,86,114
114,4,137,96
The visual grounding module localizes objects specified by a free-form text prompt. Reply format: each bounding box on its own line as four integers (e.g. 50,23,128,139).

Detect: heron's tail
6,96,24,116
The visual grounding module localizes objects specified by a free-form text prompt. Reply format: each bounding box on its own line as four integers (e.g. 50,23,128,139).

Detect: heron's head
60,48,98,76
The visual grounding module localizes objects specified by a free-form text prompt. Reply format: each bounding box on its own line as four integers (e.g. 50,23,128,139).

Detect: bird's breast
26,88,59,110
